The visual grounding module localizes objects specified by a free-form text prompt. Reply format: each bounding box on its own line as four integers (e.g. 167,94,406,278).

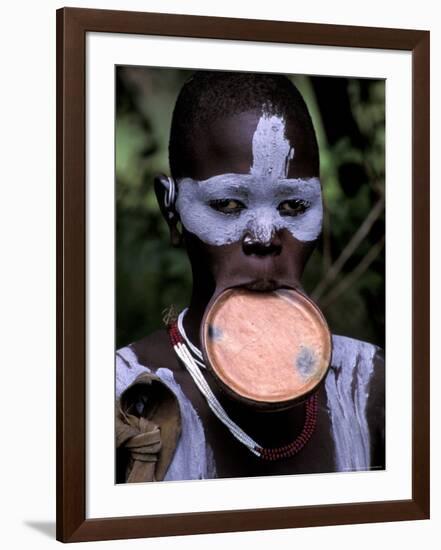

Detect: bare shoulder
119,327,179,373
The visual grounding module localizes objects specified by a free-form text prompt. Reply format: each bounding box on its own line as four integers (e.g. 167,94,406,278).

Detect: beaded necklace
167,308,318,461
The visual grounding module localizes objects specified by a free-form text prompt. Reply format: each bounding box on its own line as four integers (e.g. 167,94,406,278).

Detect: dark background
116,67,385,350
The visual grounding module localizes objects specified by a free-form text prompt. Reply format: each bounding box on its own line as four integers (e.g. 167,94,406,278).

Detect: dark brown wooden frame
56,6,430,543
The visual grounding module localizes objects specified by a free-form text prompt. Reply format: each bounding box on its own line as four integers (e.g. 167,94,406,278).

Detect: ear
154,174,182,247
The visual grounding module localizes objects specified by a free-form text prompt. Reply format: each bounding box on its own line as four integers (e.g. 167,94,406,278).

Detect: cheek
184,230,316,294
282,200,323,243
200,232,314,275
279,230,315,268
184,235,245,282
296,240,316,269
177,198,246,246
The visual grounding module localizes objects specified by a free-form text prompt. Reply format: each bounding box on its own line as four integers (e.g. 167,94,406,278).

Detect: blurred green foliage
116,67,385,350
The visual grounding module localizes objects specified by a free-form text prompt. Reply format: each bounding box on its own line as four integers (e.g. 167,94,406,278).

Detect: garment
115,370,182,482
116,348,217,482
115,334,384,482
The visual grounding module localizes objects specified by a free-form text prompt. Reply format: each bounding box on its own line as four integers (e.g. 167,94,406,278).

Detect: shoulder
328,334,384,398
325,334,385,471
330,334,382,371
116,327,180,399
115,329,217,481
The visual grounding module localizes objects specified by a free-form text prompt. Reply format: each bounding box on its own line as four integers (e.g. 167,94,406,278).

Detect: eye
208,199,246,215
278,199,310,217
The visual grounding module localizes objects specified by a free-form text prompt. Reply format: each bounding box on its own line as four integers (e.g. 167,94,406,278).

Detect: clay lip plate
202,288,332,404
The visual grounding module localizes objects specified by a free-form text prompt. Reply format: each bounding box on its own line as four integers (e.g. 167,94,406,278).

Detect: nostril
242,235,282,256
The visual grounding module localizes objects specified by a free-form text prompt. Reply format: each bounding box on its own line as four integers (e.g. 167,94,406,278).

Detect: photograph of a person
115,68,385,483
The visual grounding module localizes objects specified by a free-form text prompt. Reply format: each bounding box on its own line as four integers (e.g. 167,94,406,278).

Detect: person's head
155,71,321,299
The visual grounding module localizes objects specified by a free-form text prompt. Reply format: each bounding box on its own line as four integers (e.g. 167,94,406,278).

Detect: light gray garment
325,335,380,471
116,346,217,481
116,334,381,479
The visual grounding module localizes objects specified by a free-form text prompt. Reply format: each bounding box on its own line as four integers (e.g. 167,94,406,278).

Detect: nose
242,230,282,257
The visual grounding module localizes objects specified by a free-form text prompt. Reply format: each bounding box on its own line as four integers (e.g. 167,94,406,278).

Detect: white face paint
250,113,295,179
174,111,323,246
176,174,322,245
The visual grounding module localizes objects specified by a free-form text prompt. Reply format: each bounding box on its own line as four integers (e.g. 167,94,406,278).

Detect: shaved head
169,71,319,180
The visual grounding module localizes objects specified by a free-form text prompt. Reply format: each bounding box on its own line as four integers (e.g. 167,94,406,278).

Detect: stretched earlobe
154,174,183,248
170,223,183,247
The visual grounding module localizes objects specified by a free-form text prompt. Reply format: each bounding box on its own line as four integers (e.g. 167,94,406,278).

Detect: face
168,109,322,295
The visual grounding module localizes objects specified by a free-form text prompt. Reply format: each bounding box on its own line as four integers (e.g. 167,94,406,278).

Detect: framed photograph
56,7,430,543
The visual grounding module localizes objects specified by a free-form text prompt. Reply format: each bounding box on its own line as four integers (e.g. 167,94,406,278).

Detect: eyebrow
216,184,250,196
197,180,251,198
274,180,312,196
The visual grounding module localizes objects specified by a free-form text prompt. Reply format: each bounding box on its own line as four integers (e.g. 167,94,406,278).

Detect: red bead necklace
168,319,318,461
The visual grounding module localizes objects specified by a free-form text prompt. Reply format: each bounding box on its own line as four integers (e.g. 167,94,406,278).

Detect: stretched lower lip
242,280,282,292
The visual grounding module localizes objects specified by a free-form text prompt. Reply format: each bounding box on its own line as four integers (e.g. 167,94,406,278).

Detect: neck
183,295,206,350
219,389,311,448
184,264,216,349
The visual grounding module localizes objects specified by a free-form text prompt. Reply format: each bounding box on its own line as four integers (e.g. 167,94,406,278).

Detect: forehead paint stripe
250,113,294,180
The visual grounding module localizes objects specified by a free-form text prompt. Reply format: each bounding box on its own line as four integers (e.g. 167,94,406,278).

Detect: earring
163,176,176,208
163,177,181,247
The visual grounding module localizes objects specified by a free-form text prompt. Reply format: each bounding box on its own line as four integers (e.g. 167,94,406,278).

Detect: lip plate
200,287,332,411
